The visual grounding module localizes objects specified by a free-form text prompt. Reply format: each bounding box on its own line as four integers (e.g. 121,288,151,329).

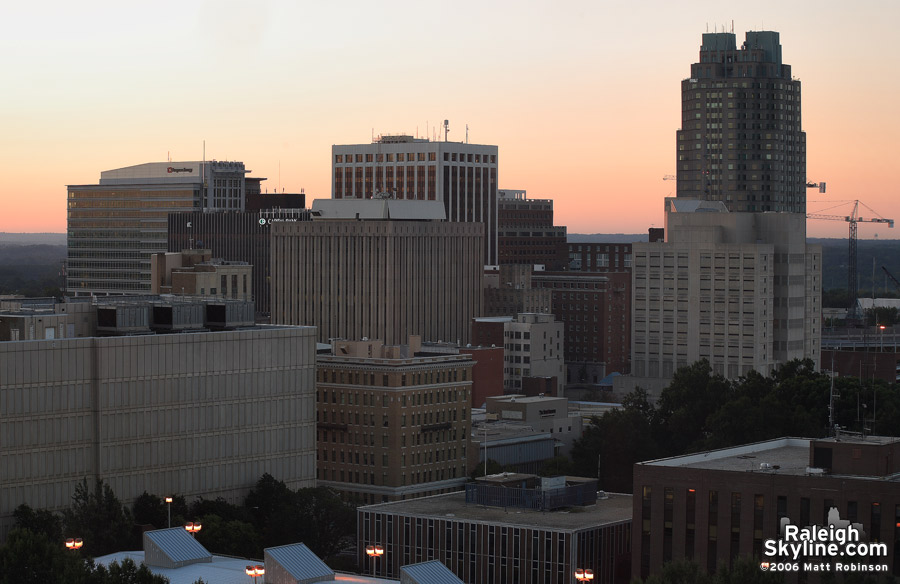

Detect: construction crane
883,266,900,294
808,200,894,321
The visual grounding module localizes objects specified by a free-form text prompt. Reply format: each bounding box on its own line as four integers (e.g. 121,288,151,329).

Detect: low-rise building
358,476,632,584
633,435,900,581
485,394,583,456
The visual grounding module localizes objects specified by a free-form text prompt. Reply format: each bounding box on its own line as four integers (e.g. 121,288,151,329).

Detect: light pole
365,544,384,576
245,564,265,583
165,497,173,528
65,538,84,551
575,568,594,582
880,324,885,351
185,522,202,537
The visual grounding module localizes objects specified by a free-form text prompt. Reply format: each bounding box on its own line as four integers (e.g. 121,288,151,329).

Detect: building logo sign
761,508,888,574
167,167,193,174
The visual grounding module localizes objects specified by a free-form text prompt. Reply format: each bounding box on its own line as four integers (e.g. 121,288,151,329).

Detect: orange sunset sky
1,0,898,238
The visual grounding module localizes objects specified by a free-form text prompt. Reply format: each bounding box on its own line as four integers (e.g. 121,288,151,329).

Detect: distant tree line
570,359,900,494
1,474,356,583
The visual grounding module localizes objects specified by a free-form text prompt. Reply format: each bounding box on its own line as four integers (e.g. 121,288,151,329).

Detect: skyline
2,0,899,238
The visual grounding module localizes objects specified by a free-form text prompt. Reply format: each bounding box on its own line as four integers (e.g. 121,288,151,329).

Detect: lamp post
245,564,265,582
365,544,384,576
184,522,202,537
65,538,84,551
165,497,173,528
880,324,886,351
575,568,594,581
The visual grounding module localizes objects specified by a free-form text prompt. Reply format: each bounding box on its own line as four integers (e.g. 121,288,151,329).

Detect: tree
654,360,730,456
0,528,92,584
293,487,356,559
13,504,63,543
93,558,169,584
62,479,136,558
194,514,260,558
132,492,188,529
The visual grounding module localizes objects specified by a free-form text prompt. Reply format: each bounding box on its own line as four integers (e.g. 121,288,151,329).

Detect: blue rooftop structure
264,542,335,584
400,561,464,584
142,527,212,569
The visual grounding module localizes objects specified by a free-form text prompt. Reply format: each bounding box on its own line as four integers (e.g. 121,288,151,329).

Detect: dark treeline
3,474,356,584
571,359,900,494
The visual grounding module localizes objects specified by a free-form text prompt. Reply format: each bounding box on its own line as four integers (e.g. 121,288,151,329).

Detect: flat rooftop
639,436,900,478
360,490,632,531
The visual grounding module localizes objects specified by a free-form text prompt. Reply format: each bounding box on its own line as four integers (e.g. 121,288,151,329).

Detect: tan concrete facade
270,220,484,345
631,204,820,384
0,325,317,537
315,342,473,503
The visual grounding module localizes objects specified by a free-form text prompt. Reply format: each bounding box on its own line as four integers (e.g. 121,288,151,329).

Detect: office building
332,133,498,265
533,271,632,383
358,477,632,583
633,436,900,580
67,160,257,295
167,208,311,317
419,341,505,408
498,190,567,270
271,199,483,346
315,337,473,503
567,243,632,273
676,30,806,213
0,298,316,538
503,313,565,394
629,199,820,392
483,265,553,318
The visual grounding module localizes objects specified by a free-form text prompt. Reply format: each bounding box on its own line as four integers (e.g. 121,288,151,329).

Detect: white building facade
630,200,821,387
503,313,565,392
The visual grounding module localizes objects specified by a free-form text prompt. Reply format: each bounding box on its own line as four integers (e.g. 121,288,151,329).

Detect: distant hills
0,233,66,246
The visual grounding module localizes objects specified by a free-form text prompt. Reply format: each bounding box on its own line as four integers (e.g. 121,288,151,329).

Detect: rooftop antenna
444,119,450,141
202,140,207,210
466,124,469,144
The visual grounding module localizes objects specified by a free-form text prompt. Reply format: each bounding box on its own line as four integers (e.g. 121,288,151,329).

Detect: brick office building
633,436,900,581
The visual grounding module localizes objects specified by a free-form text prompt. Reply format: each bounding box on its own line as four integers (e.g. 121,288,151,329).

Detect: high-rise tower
676,31,806,213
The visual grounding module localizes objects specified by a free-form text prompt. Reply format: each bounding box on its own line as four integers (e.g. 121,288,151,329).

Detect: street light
245,564,265,581
880,324,886,351
184,522,202,537
365,544,384,576
575,568,594,581
165,497,173,528
65,538,83,551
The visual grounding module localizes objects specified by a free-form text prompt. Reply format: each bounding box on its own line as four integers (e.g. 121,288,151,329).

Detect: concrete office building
633,436,900,580
0,300,316,537
677,30,806,213
358,479,632,584
503,313,565,394
332,133,499,265
483,265,553,318
67,160,257,295
629,199,820,391
316,338,473,503
271,199,484,346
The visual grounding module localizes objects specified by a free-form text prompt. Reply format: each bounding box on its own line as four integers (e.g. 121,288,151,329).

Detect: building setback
0,310,317,537
676,30,806,213
316,338,473,504
270,214,483,346
332,134,499,265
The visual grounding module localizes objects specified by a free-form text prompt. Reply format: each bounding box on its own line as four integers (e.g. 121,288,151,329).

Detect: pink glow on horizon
1,2,898,240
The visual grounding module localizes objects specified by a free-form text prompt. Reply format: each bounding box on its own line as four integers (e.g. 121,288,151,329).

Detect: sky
1,0,898,238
